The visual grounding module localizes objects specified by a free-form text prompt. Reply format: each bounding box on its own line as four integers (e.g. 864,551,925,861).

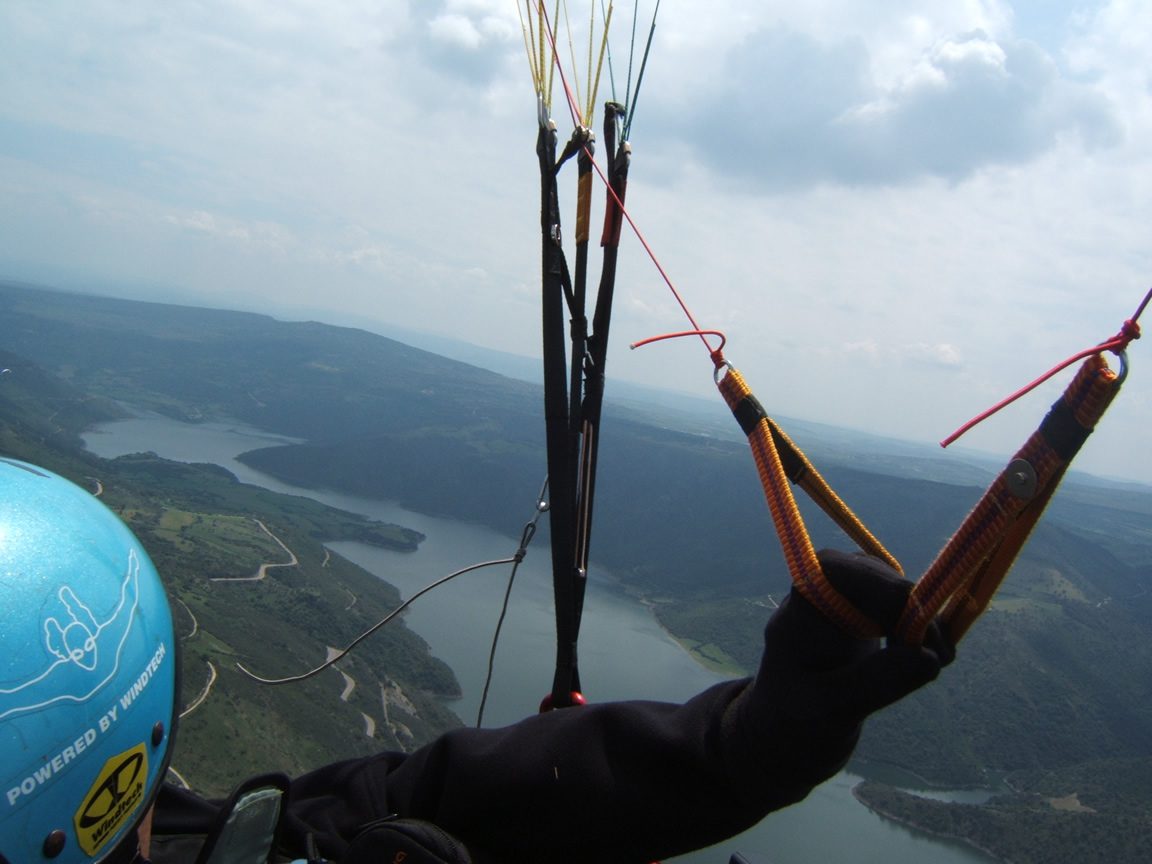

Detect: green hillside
0,344,461,796
3,281,1152,858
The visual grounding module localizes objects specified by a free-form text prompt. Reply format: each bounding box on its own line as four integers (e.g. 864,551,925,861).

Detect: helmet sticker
0,549,141,721
73,743,148,857
5,639,169,811
3,542,170,814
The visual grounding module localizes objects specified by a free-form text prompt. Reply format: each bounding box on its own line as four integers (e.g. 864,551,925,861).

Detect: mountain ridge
3,280,1151,860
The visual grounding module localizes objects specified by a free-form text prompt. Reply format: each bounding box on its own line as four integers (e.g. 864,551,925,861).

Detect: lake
83,412,996,864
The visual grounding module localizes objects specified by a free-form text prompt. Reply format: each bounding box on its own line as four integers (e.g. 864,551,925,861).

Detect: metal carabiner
1115,348,1130,387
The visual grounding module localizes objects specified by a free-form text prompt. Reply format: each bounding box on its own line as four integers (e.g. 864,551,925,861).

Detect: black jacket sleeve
144,552,943,864
282,677,856,864
282,551,950,864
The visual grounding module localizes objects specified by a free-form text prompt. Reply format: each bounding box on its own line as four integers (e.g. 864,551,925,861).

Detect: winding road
179,661,217,718
180,520,298,726
210,519,298,582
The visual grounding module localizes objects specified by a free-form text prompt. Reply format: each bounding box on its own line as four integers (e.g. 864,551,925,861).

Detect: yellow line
591,2,613,119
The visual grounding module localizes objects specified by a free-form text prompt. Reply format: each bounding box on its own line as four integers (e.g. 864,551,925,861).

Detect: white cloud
0,0,1148,483
836,339,962,369
410,0,522,88
167,210,219,234
1066,0,1152,139
429,14,485,50
645,22,1119,191
842,339,881,359
896,30,1009,95
906,341,964,368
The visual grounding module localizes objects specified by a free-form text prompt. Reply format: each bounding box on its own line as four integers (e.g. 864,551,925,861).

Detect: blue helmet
0,458,177,864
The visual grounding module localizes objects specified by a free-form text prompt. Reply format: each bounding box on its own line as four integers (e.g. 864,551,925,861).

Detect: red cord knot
1106,318,1142,356
1122,317,1141,343
709,348,726,369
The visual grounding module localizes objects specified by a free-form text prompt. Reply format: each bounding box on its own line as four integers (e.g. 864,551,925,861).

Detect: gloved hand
729,549,954,790
770,548,954,723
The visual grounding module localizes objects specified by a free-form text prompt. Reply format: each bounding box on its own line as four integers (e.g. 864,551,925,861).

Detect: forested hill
0,341,462,798
4,280,1152,860
0,280,540,441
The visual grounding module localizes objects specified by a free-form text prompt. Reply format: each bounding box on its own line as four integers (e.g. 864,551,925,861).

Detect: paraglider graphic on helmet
0,549,142,721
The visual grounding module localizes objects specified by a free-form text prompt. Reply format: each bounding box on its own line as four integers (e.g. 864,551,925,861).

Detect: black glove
729,549,954,788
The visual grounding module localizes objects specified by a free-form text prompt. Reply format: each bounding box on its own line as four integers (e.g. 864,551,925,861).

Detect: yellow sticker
73,743,148,857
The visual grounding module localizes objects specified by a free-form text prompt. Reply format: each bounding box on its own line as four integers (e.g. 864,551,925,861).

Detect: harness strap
898,352,1121,643
574,104,629,583
716,365,891,638
718,350,1123,647
538,106,629,709
539,121,584,704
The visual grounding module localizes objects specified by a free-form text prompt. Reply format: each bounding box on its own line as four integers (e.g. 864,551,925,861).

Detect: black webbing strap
573,103,629,601
730,391,808,482
539,121,584,706
538,105,629,710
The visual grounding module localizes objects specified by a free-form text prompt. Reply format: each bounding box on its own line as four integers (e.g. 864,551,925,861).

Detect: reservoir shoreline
83,411,997,864
852,786,1007,864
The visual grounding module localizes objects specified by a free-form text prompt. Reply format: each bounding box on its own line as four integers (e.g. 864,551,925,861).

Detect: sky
1,1,1150,485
